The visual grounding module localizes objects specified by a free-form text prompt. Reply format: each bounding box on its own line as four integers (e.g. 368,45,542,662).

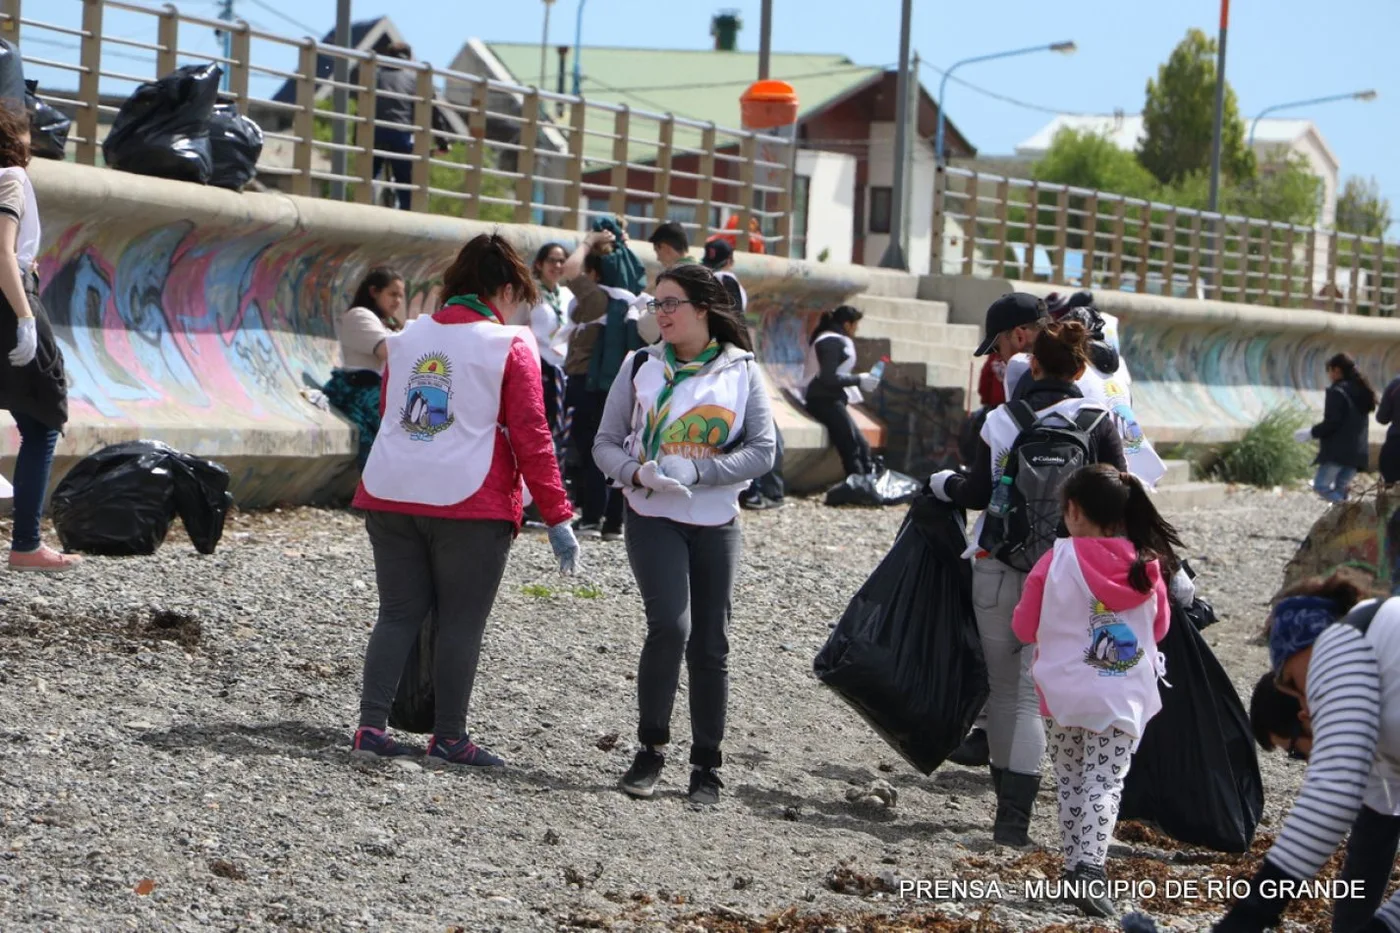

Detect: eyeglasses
646,298,694,315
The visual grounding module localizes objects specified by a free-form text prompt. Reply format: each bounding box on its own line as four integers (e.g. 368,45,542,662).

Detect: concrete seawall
23,160,871,506
926,274,1400,447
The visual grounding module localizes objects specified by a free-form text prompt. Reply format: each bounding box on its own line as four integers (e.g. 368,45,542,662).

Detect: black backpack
978,401,1109,572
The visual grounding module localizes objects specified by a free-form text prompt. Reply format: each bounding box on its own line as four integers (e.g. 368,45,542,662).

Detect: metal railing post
355,55,377,204
76,0,103,166
929,165,946,274
0,0,21,43
655,115,674,226
156,5,178,78
738,134,757,253
562,99,586,230
291,42,316,197
463,81,489,218
409,66,434,214
229,21,251,106
698,124,717,239
514,89,541,225
608,106,630,223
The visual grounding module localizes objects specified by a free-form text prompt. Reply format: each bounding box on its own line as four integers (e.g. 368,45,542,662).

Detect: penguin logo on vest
400,353,455,441
1083,598,1143,676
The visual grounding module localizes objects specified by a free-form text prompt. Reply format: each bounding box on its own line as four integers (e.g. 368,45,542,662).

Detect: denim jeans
372,128,414,211
10,410,59,552
1314,462,1358,503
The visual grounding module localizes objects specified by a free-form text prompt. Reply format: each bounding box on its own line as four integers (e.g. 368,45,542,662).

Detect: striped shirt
1268,622,1382,879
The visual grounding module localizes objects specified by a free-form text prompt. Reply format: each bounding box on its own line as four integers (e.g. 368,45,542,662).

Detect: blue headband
1269,596,1341,673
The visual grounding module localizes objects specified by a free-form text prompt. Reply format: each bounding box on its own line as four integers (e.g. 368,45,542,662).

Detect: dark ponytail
1327,351,1378,413
1063,464,1185,594
810,305,863,345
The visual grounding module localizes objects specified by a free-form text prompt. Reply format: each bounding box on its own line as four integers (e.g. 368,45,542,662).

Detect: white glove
1294,428,1314,443
928,469,958,503
637,461,691,497
547,523,582,575
658,455,699,487
9,316,35,367
858,373,880,395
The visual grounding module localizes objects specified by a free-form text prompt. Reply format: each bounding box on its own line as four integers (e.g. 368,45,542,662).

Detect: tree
1335,176,1393,238
1137,29,1254,186
1031,128,1158,199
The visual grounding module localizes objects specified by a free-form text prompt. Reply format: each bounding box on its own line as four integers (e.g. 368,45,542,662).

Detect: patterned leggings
1048,722,1139,870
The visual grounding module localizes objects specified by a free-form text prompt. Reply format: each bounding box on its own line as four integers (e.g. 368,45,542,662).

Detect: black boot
1065,863,1117,919
993,770,1040,848
948,727,990,767
989,764,1003,795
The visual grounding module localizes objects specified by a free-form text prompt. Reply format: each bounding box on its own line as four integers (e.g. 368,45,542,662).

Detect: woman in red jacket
349,233,581,768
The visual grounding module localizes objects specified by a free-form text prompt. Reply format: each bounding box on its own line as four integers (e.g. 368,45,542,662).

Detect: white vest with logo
361,317,531,507
801,332,861,404
623,351,751,526
965,396,1104,559
1029,539,1165,738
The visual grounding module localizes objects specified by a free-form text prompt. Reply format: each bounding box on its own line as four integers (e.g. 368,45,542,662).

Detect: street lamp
1248,90,1378,148
571,0,587,96
933,41,1076,165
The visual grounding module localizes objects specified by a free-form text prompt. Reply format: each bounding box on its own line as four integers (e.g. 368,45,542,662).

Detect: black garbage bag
824,466,923,508
24,81,71,161
51,440,233,556
814,495,988,774
102,63,222,184
1117,604,1264,852
0,39,23,105
208,104,263,190
389,612,437,733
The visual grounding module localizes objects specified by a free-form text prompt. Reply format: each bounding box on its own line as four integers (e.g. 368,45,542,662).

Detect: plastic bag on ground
102,63,222,184
824,466,923,508
1117,602,1264,852
25,81,71,161
0,39,24,105
208,104,263,190
813,495,988,774
51,440,233,556
389,612,436,733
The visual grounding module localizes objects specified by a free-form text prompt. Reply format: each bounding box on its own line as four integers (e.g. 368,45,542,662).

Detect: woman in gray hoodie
593,263,776,806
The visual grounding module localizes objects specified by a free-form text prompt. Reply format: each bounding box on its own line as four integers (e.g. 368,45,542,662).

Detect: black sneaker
600,523,623,542
1065,863,1117,919
620,749,665,798
739,493,769,511
687,767,723,806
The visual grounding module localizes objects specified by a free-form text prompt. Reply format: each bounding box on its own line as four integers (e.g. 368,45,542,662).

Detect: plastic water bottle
987,473,1014,518
869,355,889,382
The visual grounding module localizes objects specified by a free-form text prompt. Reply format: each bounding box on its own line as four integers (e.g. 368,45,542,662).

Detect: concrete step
849,294,951,324
1160,459,1193,487
1150,481,1233,512
859,268,922,299
859,316,978,349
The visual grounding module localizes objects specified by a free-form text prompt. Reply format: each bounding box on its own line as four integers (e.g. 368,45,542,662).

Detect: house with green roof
448,20,975,273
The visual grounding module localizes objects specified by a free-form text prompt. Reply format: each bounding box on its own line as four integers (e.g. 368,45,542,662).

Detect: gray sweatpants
358,511,513,738
624,507,742,769
971,557,1044,775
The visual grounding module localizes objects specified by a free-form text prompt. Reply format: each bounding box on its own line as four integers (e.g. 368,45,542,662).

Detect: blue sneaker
426,735,505,768
350,726,421,763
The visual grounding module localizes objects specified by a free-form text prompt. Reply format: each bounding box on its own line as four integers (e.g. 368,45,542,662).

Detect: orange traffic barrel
740,79,799,129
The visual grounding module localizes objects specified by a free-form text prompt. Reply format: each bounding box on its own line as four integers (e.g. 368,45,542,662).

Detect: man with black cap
702,239,747,313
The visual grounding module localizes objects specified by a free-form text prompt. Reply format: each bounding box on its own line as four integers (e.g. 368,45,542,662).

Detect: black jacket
1377,376,1400,441
1312,376,1374,471
945,378,1127,512
0,274,68,432
804,334,860,406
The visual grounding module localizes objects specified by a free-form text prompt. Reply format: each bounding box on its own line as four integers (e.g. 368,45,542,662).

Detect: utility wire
243,0,321,37
599,63,883,95
919,58,1092,117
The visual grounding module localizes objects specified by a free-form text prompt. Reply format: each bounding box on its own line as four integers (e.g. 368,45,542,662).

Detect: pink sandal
8,545,82,573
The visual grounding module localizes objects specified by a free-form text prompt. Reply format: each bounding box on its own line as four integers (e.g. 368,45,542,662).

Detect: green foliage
1206,406,1314,487
520,583,555,598
1336,176,1393,238
1138,29,1255,186
572,583,604,600
1033,129,1158,200
520,582,605,600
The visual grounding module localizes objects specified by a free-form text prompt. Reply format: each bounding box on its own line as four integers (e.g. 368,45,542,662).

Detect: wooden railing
933,165,1399,315
6,0,796,254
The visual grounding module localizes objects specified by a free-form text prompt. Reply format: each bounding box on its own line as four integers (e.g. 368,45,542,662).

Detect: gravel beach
0,488,1339,931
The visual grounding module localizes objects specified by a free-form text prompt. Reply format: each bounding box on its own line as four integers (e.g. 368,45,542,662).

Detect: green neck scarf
641,339,721,462
443,294,502,324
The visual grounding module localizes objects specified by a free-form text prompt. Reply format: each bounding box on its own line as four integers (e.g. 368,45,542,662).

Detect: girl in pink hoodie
1012,464,1184,918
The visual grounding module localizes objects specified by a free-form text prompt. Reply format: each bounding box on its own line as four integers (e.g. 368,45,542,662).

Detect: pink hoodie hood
1071,537,1161,612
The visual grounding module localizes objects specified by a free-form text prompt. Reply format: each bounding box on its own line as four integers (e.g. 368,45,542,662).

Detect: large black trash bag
1118,603,1264,852
814,494,988,774
389,612,437,733
24,81,71,161
824,465,923,508
102,63,222,184
51,440,233,556
208,104,263,190
0,39,24,105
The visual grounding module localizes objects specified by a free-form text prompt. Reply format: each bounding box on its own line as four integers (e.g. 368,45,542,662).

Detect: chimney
556,45,569,115
711,10,742,52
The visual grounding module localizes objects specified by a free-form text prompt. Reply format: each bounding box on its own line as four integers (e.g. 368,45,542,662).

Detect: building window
792,175,811,260
869,187,892,235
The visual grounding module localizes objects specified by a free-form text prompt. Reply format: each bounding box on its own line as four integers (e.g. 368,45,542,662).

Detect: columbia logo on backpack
980,400,1109,573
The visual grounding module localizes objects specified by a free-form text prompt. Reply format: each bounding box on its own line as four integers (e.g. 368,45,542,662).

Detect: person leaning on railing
0,101,79,573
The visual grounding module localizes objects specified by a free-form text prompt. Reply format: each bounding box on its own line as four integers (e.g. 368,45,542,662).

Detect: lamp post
571,0,587,96
877,0,913,269
330,0,351,201
933,40,1075,165
539,0,556,87
1207,0,1229,213
1249,90,1377,148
